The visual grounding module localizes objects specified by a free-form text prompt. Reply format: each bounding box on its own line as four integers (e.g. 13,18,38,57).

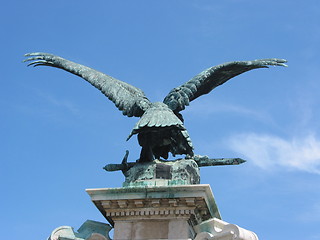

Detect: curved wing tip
24,52,41,56
278,58,288,67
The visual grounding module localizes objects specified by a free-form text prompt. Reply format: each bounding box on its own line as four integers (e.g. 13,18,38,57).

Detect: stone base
123,158,200,187
48,184,258,240
86,184,220,240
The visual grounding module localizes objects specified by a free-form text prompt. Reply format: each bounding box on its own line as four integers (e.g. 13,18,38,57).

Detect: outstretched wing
24,53,151,117
163,58,287,112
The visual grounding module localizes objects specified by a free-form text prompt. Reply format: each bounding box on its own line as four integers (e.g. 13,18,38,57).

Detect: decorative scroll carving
48,220,112,240
194,218,258,240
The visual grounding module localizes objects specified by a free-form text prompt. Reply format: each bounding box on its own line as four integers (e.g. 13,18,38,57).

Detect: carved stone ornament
194,218,258,240
48,220,112,240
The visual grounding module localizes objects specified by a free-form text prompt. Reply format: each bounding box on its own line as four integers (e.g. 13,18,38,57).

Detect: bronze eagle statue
24,53,287,163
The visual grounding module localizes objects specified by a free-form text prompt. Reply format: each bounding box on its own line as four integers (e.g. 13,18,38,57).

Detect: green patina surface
25,53,286,167
122,158,200,187
104,154,245,186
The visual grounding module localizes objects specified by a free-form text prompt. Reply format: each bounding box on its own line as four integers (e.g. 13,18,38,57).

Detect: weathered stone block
123,158,200,187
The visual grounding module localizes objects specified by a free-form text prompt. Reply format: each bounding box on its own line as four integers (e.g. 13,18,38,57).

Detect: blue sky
2,1,320,239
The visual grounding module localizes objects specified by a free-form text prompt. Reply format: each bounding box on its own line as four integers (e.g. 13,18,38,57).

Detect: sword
103,152,246,172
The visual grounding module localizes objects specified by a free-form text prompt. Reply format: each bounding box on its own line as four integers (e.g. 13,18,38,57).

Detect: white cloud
228,133,320,174
185,99,273,124
35,90,79,115
43,94,79,114
298,202,320,223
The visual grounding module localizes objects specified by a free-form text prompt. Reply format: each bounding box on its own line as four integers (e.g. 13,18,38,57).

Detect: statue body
129,102,193,161
24,53,287,163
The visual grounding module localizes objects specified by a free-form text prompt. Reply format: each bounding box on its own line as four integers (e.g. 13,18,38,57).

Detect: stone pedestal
86,184,220,240
49,184,258,240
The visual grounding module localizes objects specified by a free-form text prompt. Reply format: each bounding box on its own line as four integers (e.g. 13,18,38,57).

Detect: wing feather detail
163,58,287,112
24,53,151,117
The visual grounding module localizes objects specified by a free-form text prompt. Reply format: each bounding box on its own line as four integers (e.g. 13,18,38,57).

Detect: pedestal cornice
86,184,221,227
